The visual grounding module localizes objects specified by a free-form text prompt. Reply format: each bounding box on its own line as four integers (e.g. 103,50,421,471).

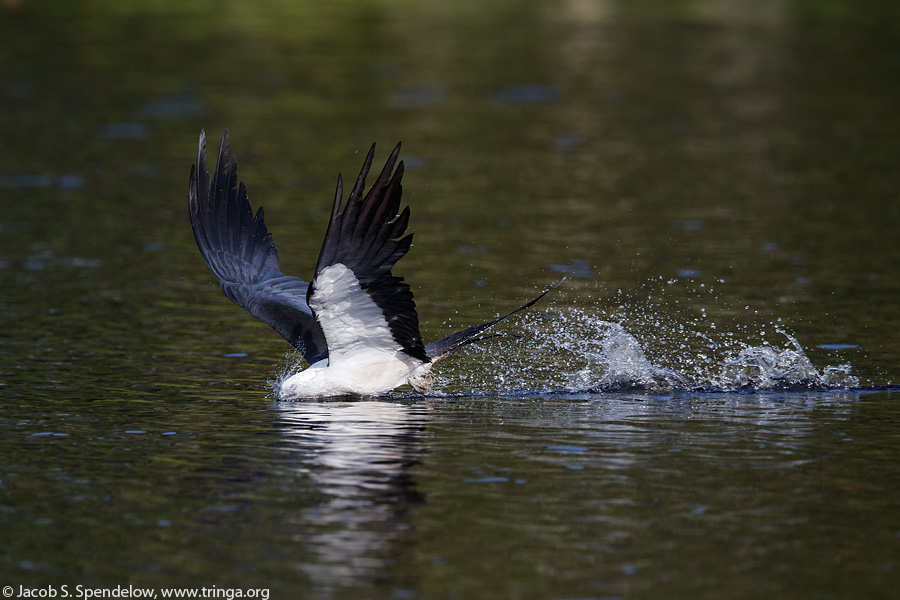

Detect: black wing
308,143,428,362
188,129,329,364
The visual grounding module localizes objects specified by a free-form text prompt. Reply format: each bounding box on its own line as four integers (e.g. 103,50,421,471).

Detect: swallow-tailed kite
189,129,557,398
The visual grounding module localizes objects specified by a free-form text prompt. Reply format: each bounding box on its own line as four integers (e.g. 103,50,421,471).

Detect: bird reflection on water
273,400,429,588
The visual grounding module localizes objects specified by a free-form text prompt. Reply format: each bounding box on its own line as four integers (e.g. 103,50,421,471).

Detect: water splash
269,352,306,398
712,330,856,391
562,321,690,392
551,318,858,393
433,282,860,395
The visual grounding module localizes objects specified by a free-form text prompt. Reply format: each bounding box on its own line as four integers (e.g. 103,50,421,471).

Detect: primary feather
189,130,328,364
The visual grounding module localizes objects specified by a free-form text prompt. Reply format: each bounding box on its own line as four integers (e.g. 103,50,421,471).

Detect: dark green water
1,1,899,598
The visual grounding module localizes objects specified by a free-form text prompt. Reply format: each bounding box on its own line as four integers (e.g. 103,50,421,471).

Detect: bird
188,129,559,398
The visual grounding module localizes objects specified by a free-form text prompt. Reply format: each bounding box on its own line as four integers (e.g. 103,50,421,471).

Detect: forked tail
424,279,564,362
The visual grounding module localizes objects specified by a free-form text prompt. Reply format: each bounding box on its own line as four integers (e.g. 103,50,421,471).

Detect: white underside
278,263,433,399
278,356,433,398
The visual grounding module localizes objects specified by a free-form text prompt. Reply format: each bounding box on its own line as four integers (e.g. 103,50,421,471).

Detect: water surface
1,1,899,598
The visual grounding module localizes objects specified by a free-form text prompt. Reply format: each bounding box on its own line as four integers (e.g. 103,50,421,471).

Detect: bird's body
281,356,433,398
189,129,556,399
282,263,434,396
